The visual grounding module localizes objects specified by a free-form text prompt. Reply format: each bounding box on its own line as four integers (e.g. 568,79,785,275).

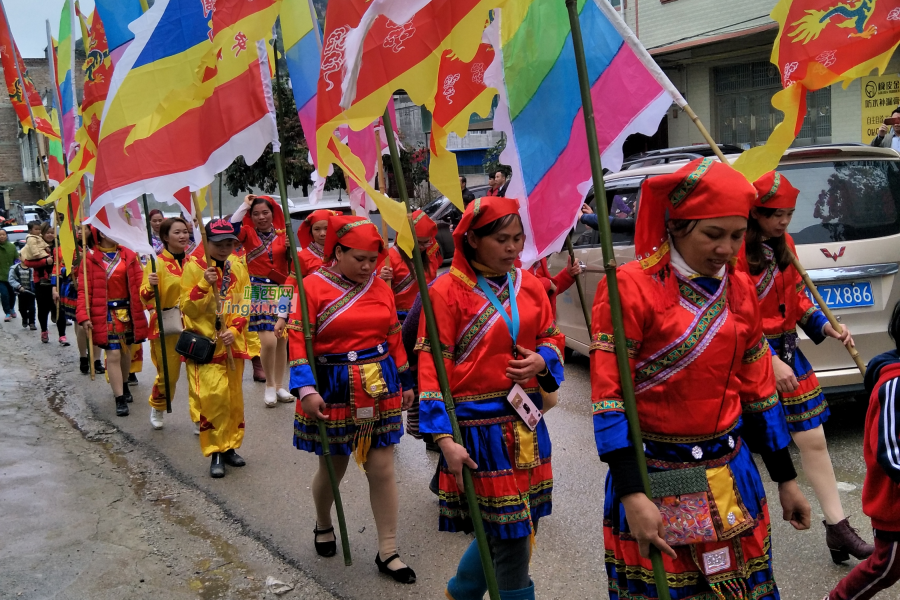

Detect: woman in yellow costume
181,219,251,478
141,216,193,431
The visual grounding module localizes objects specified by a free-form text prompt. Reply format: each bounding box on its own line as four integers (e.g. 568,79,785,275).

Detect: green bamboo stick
274,145,352,566
565,233,592,331
141,193,172,413
381,107,501,600
564,1,671,597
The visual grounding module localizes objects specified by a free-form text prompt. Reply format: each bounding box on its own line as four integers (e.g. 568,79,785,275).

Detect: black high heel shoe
313,525,336,557
375,552,416,584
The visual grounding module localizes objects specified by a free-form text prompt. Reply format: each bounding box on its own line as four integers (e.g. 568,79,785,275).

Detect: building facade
612,0,900,150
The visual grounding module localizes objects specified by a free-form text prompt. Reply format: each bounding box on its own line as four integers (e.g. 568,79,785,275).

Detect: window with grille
714,61,831,148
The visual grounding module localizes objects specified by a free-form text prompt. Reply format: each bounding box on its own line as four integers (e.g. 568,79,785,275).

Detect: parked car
420,184,490,263
287,197,356,238
551,144,900,397
1,224,30,250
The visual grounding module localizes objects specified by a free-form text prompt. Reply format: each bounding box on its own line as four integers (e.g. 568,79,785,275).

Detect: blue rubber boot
499,582,535,600
446,539,488,600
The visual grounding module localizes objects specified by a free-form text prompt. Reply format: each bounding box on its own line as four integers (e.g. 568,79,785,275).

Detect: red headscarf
635,158,756,278
410,209,438,239
242,195,286,234
450,197,520,287
752,171,799,210
323,215,387,263
298,209,341,248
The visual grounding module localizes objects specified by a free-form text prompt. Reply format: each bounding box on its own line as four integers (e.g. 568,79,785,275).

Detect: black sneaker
127,373,138,386
123,389,134,404
115,395,129,417
209,453,225,478
94,360,106,374
29,323,36,331
221,449,246,467
80,357,90,374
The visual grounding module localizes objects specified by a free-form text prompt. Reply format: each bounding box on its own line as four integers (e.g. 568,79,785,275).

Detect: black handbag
175,330,216,364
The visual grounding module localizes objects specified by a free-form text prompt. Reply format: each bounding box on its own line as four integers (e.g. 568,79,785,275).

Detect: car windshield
780,159,900,244
421,198,445,217
5,231,27,243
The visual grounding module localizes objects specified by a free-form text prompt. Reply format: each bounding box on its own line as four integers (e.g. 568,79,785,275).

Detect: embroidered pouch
649,467,718,546
114,308,131,323
706,465,755,539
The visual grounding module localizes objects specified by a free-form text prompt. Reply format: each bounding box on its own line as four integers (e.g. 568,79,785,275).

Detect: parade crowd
4,162,900,600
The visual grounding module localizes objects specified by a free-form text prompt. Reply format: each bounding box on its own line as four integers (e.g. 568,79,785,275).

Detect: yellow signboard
861,74,900,142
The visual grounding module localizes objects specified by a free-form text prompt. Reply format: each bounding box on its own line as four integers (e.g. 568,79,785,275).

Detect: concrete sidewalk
0,327,339,600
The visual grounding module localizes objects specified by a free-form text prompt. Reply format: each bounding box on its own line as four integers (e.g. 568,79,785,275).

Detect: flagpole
373,127,391,266
141,193,173,413
191,191,235,372
45,19,64,323
218,173,223,219
564,1,671,597
80,186,95,380
271,29,352,566
382,105,501,600
565,233,591,332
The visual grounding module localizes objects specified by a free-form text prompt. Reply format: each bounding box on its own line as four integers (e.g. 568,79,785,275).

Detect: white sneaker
150,408,164,430
193,421,200,435
264,387,277,407
276,388,295,402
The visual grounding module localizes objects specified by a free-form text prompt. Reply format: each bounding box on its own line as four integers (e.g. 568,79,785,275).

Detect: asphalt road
22,329,873,599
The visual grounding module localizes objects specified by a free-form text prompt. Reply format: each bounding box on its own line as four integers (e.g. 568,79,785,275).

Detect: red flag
734,0,900,181
0,0,60,140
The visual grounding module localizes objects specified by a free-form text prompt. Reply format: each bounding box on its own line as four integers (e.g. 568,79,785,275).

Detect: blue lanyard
476,272,519,352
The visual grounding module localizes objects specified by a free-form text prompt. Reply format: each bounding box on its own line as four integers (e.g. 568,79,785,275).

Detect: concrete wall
622,0,776,51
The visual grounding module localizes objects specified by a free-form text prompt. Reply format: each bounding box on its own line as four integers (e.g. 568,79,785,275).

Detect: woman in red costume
76,228,149,417
231,195,292,407
297,209,340,276
527,256,583,315
383,209,441,322
283,215,416,584
418,197,564,600
591,159,811,599
738,171,872,563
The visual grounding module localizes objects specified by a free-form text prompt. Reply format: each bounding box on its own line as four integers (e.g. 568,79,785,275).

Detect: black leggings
36,284,66,337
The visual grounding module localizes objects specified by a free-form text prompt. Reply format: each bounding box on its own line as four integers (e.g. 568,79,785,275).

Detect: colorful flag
55,183,82,268
316,0,496,254
0,0,60,140
281,0,321,167
90,0,279,217
41,8,114,208
89,199,154,255
429,42,497,209
486,0,674,265
734,0,900,182
93,0,143,63
57,0,80,161
47,107,66,187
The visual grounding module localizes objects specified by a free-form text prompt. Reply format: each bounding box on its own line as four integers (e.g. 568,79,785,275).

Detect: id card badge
506,383,542,431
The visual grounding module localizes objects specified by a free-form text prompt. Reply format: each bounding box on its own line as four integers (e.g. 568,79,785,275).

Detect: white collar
669,238,726,279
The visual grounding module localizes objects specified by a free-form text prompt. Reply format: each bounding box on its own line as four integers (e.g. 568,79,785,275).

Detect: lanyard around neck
476,272,519,349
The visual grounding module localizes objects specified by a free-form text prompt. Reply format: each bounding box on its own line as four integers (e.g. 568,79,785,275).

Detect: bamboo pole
274,150,352,565
792,257,866,375
373,127,391,267
78,201,95,380
382,106,501,600
565,234,591,331
141,194,173,412
564,2,671,597
270,32,352,565
191,191,235,371
679,107,866,375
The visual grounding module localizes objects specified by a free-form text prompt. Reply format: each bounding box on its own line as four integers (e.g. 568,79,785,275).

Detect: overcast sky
5,0,96,58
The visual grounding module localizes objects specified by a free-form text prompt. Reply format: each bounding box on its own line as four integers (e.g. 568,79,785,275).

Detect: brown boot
824,518,875,564
251,356,266,382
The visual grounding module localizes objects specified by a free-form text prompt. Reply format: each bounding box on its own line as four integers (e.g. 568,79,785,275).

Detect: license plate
806,281,874,309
